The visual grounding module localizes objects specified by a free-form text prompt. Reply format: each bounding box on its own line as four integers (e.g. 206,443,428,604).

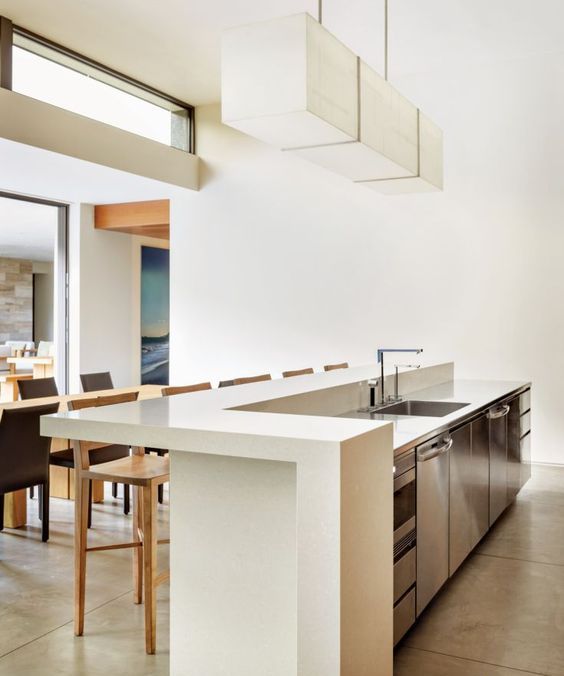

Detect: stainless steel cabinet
520,389,532,489
416,434,450,616
507,397,522,503
470,415,490,543
449,419,490,576
449,424,473,575
489,402,509,526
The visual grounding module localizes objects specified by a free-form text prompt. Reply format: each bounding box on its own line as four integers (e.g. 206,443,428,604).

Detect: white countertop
41,364,388,459
40,362,528,460
339,378,530,453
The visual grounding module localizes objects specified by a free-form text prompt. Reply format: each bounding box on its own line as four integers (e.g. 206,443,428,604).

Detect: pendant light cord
384,0,389,80
318,0,323,24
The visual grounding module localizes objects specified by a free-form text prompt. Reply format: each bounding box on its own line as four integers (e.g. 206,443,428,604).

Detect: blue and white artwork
141,246,169,385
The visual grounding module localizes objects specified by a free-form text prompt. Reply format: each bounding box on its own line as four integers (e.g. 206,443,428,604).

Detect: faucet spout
376,348,423,405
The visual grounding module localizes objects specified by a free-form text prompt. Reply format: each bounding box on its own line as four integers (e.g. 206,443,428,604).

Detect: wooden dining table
7,355,55,379
2,383,165,528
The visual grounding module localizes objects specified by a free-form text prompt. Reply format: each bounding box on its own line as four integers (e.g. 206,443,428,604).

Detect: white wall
68,203,168,391
170,51,564,465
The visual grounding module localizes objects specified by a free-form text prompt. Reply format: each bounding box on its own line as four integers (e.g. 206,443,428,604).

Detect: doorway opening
0,191,68,395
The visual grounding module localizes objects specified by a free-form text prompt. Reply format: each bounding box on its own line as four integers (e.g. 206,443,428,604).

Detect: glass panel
12,45,175,146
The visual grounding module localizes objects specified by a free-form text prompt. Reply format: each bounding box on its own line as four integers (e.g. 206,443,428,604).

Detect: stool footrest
155,570,170,588
87,541,142,553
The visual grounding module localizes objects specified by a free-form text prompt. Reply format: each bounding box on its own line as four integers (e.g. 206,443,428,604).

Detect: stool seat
83,454,169,485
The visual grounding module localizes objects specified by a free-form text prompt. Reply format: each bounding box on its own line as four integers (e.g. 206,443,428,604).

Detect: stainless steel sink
377,400,469,417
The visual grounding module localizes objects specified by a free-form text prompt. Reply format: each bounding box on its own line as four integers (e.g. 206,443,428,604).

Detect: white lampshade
290,60,419,181
358,111,443,193
221,13,358,149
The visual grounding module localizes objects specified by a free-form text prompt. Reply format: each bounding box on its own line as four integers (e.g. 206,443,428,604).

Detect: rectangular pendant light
357,111,443,193
222,13,358,149
289,60,419,181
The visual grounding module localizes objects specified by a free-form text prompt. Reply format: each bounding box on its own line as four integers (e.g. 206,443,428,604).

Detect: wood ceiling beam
94,199,170,240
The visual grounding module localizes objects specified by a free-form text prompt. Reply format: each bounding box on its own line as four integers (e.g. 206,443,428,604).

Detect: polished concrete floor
395,464,564,676
0,487,170,675
0,465,562,675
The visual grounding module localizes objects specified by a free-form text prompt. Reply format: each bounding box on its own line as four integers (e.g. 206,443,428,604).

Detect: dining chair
18,376,59,400
233,374,272,385
79,371,129,506
18,377,60,500
0,402,59,541
146,382,212,503
69,392,169,654
282,368,314,378
323,362,349,371
80,372,114,393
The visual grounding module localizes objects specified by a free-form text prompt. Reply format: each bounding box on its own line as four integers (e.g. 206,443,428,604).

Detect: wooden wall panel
94,199,170,240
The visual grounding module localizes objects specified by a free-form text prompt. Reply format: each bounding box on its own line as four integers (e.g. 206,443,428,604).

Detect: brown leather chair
80,371,131,506
282,368,314,378
18,377,60,500
324,362,349,371
80,372,114,393
19,376,59,400
0,402,59,541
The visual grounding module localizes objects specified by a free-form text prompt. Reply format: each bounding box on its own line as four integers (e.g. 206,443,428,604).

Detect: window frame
2,19,195,153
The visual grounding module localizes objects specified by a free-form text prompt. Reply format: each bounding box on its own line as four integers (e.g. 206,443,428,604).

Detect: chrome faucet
377,348,423,405
392,364,421,402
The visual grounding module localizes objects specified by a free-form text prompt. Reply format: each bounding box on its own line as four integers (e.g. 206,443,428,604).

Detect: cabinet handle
417,437,453,462
488,404,510,420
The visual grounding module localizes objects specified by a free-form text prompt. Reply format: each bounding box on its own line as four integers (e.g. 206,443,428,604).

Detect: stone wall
0,257,33,342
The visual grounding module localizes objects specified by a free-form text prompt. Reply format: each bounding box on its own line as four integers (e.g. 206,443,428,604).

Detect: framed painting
141,246,169,385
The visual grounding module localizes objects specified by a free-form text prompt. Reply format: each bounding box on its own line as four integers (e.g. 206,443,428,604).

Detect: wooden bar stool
233,373,272,385
162,382,211,396
69,392,170,654
282,368,314,378
323,362,349,371
146,382,212,503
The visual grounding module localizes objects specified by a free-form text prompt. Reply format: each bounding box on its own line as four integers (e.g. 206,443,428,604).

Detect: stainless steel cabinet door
470,415,490,544
449,424,473,576
507,397,522,503
416,435,450,616
489,404,509,526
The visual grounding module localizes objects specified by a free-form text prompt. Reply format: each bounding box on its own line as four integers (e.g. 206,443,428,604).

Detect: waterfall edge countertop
40,363,529,459
37,363,530,676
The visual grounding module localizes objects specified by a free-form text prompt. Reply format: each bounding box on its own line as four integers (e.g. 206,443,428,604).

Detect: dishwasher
416,433,451,616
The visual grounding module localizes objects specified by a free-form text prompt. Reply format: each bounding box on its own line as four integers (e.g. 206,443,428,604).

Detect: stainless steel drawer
394,588,416,646
520,432,531,489
520,410,531,437
394,547,416,604
520,389,531,414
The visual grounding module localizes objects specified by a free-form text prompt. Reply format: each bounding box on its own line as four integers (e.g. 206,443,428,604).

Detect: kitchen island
40,362,530,676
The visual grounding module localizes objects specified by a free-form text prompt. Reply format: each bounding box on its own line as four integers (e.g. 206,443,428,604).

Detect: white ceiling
0,195,57,261
0,0,563,106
